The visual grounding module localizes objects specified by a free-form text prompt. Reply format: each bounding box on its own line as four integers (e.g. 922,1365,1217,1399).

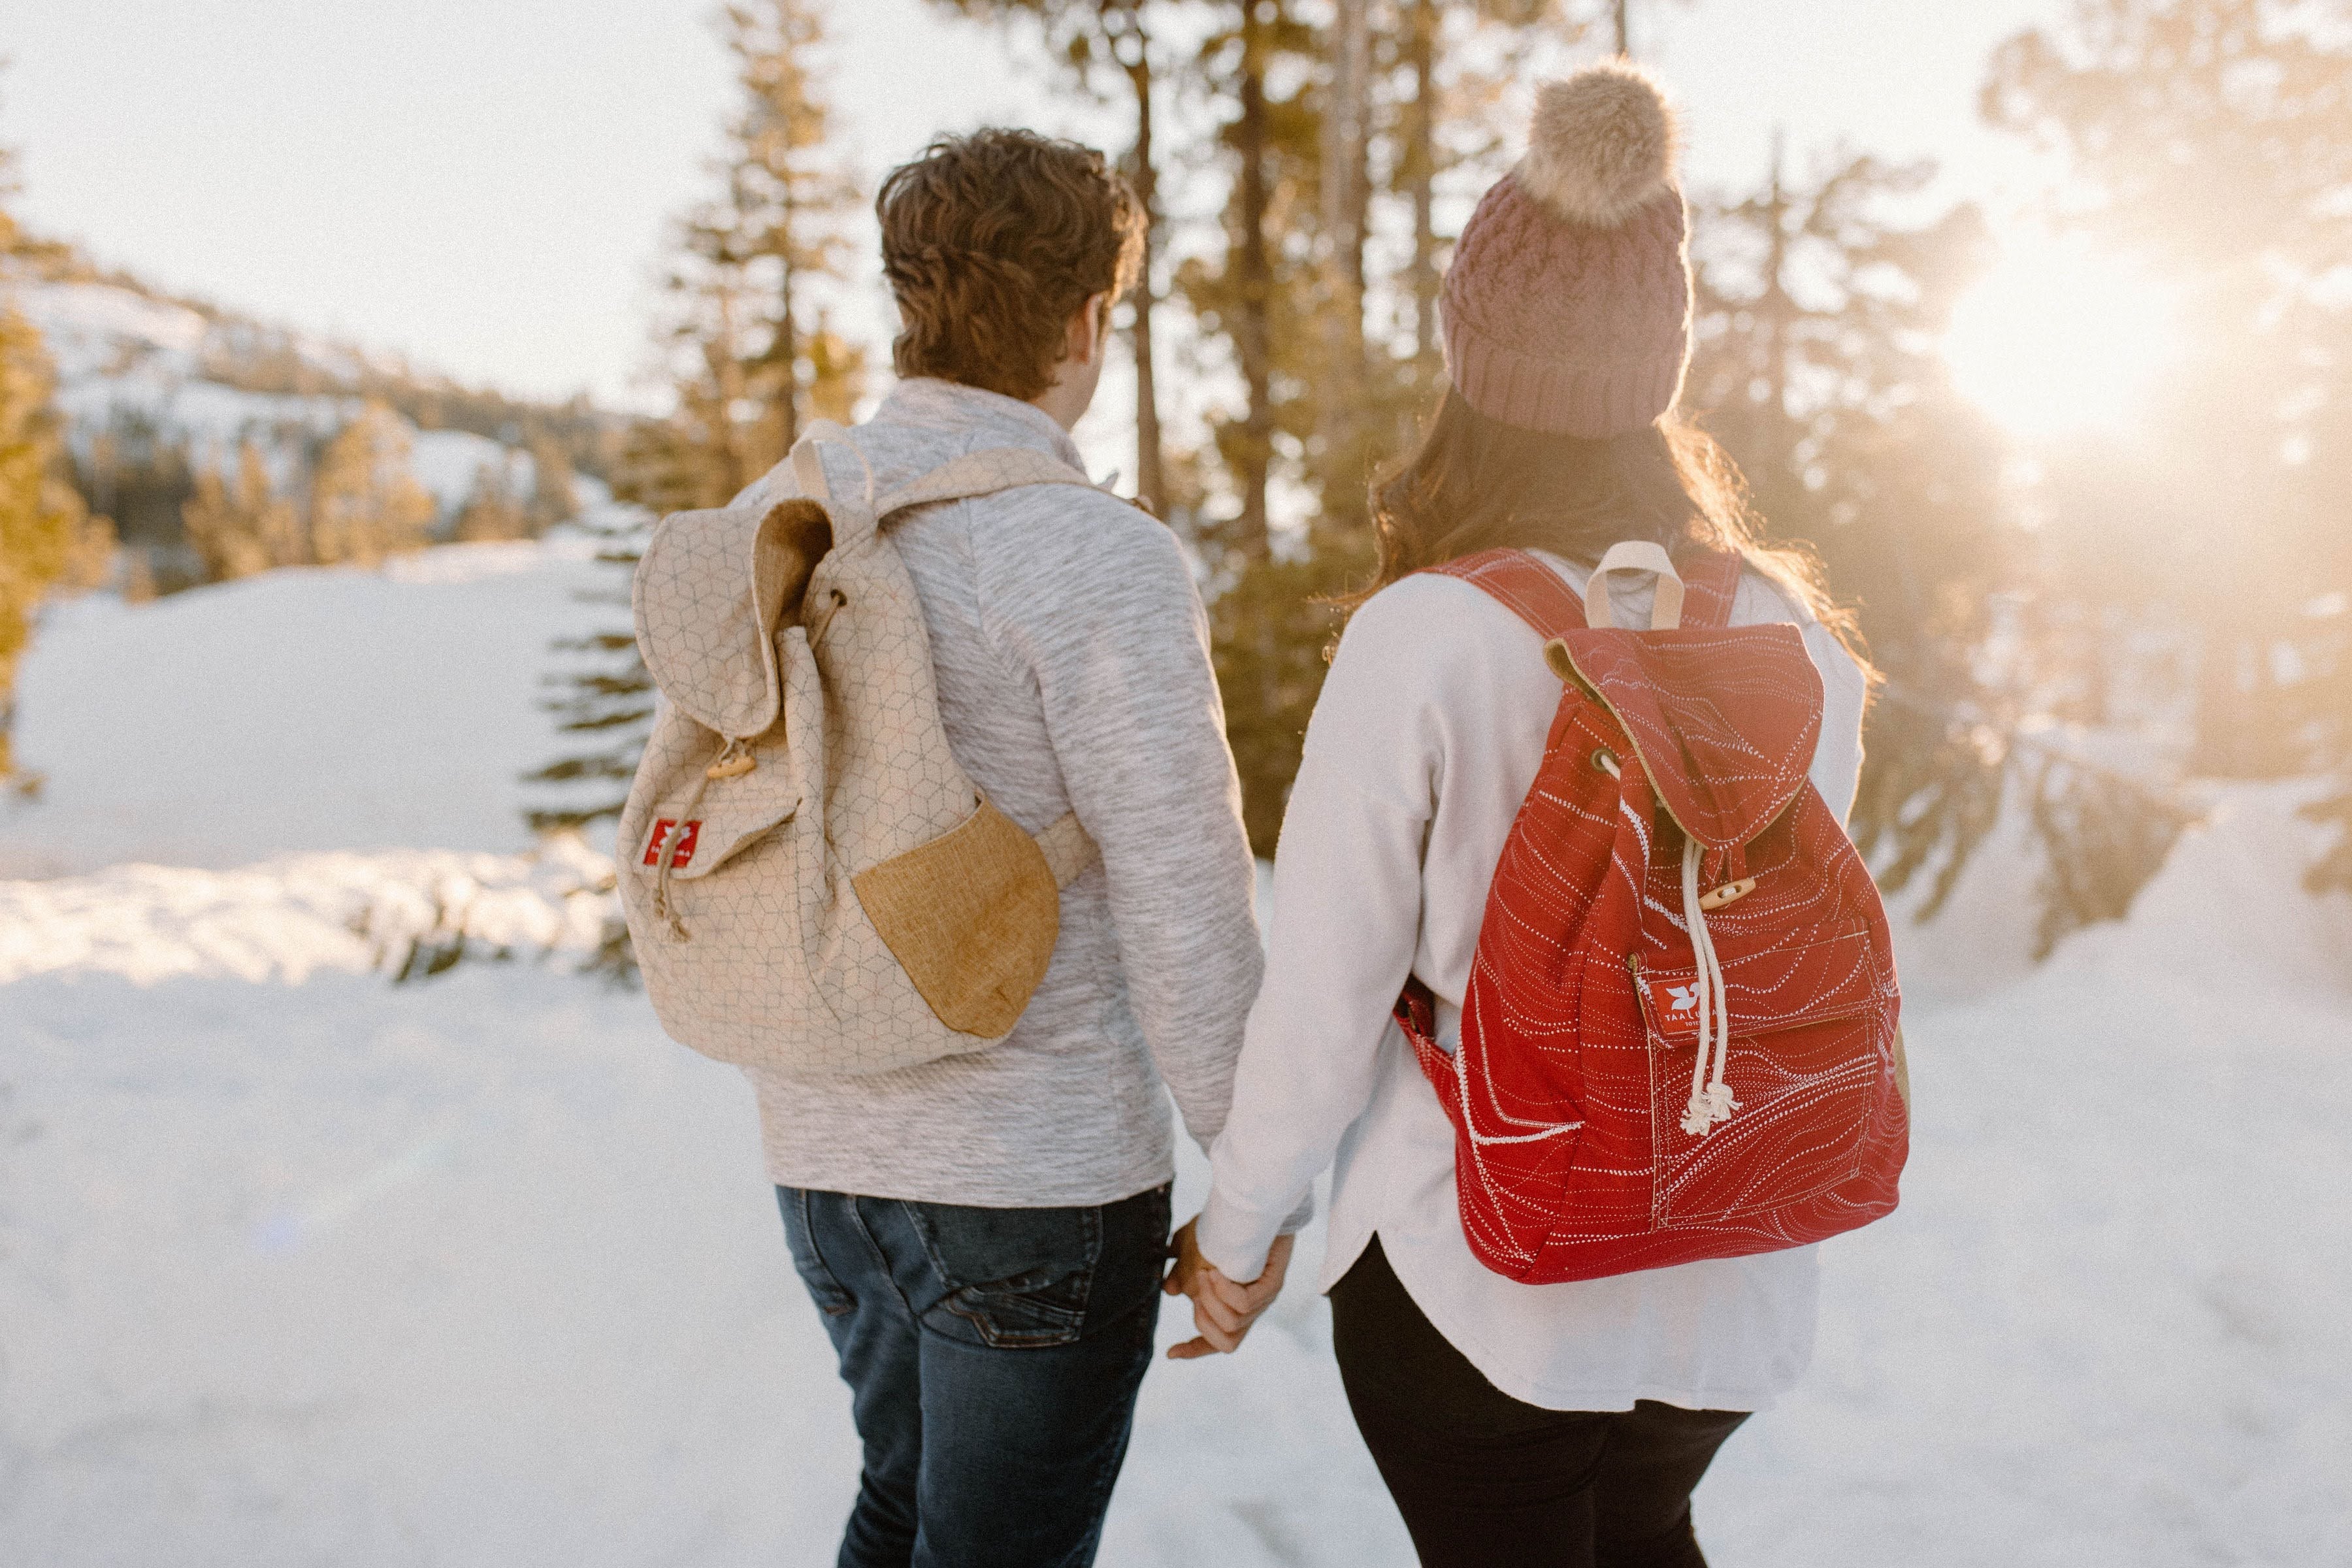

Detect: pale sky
5,0,2066,419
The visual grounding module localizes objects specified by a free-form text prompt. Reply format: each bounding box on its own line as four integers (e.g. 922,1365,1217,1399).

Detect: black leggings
1330,1237,1750,1568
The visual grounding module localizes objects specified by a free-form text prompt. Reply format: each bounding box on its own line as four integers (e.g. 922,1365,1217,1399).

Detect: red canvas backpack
1396,543,1908,1284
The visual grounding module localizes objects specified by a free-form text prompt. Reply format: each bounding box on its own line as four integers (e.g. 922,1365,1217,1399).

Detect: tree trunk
1235,0,1274,558
1319,0,1371,530
1112,7,1167,517
777,238,800,456
1406,0,1440,380
710,276,753,499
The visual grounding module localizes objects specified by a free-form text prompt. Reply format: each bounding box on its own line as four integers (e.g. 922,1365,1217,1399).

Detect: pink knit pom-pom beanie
1441,61,1691,438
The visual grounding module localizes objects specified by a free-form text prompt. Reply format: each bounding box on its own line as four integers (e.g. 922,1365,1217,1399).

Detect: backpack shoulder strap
1427,547,1588,638
1677,548,1746,630
789,423,1100,545
875,447,1098,520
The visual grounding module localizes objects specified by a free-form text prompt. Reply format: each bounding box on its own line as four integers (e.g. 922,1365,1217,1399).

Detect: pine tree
1983,0,2352,804
455,457,531,542
1390,3,1595,389
1194,0,1591,849
1224,2,1654,848
1686,143,2202,950
525,505,659,837
0,312,102,781
524,436,580,534
642,0,865,508
923,0,1181,516
181,442,298,580
1175,0,1347,851
1317,0,1372,530
727,0,865,454
307,402,436,566
71,416,200,588
534,1,865,840
1,108,110,780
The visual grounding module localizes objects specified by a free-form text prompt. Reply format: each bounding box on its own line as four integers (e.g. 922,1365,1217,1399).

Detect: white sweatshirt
1196,552,1870,1413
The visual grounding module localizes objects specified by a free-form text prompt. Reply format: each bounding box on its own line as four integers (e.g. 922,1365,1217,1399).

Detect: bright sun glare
1942,235,2180,440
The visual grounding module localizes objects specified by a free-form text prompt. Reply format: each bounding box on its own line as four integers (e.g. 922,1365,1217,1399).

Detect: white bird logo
1667,985,1699,1013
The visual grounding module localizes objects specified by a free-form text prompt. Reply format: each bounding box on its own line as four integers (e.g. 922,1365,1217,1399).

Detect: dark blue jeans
777,1183,1171,1568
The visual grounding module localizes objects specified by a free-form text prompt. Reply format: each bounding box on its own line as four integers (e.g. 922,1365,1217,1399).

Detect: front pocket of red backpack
1637,927,1885,1224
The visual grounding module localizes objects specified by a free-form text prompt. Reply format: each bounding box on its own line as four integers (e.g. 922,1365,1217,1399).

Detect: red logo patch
644,819,702,868
1644,975,1705,1038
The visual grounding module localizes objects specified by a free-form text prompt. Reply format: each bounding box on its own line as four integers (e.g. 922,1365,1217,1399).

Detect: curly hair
878,129,1145,402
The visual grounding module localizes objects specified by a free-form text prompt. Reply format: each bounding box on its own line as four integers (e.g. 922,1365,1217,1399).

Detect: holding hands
1163,1218,1294,1360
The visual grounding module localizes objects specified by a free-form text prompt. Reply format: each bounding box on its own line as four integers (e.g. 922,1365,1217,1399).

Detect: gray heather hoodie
734,377,1264,1207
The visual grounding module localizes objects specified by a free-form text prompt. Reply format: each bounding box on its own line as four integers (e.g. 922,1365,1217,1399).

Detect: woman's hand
1164,1218,1295,1360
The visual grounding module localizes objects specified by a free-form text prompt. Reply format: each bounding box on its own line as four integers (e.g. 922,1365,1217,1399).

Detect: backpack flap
634,620,826,883
634,495,834,740
634,729,802,881
1546,623,1824,853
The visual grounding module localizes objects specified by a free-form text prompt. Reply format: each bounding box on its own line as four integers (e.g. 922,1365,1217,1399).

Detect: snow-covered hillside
9,273,607,523
3,542,2348,1567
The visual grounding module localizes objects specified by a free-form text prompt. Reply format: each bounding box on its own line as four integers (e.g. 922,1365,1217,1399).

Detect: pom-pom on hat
1441,61,1693,438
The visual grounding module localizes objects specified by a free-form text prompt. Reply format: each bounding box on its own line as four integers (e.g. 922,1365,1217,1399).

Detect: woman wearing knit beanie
1167,63,1876,1565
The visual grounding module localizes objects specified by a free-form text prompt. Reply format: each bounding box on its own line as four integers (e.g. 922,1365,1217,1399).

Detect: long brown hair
1361,390,1864,670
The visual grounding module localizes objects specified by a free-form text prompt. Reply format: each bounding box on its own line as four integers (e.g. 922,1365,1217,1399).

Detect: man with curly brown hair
746,129,1284,1568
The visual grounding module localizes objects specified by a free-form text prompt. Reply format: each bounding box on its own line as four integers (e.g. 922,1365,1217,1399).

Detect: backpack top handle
1582,539,1686,630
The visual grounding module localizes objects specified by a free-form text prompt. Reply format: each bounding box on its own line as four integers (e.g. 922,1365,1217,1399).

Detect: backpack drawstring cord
650,769,714,943
1680,838,1740,1137
1607,749,1739,1136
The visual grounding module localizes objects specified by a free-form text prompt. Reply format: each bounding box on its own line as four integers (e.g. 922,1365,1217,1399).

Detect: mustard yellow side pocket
852,799,1061,1040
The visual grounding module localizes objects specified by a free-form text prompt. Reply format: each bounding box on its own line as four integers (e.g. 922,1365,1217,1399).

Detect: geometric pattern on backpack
1396,546,1908,1283
618,421,1103,1079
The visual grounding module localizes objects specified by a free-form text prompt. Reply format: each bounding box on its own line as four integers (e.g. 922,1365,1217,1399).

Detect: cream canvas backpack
617,422,1103,1078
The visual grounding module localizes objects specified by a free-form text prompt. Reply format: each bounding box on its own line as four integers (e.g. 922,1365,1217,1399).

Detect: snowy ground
3,542,2349,1566
0,539,610,879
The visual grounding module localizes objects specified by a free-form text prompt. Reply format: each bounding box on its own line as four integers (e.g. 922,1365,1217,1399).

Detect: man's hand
1163,1218,1294,1360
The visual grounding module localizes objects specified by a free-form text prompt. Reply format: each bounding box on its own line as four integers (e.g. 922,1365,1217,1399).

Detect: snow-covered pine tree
529,0,864,841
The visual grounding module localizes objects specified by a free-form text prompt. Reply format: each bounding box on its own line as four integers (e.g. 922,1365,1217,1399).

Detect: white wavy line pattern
1401,549,1909,1284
